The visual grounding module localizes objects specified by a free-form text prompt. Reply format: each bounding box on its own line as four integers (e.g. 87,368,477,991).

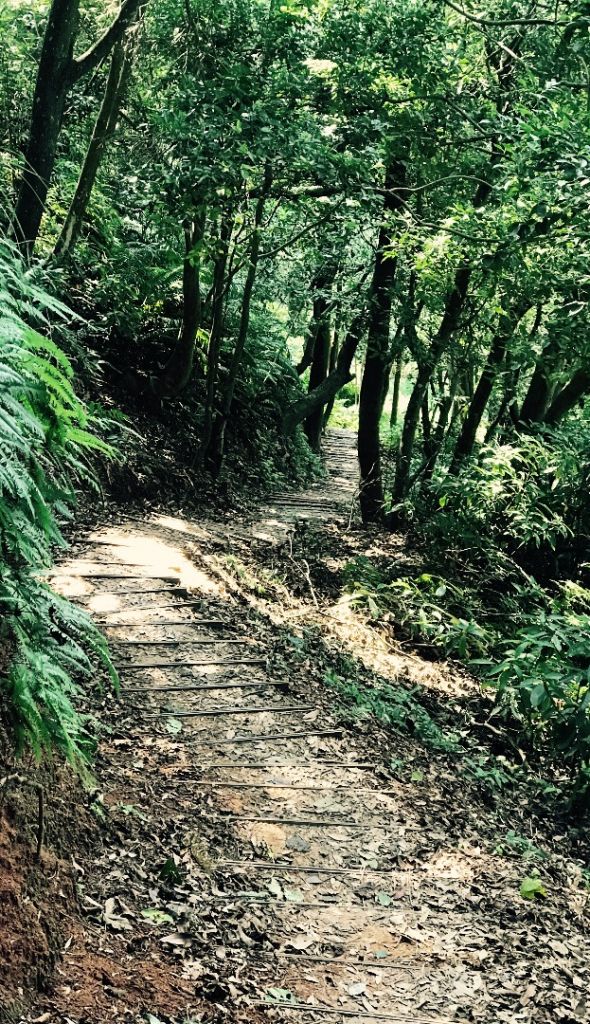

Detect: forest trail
261,429,358,524
42,430,588,1024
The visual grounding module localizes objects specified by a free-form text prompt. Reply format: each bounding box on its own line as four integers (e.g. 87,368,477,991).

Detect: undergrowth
344,432,590,806
0,241,117,771
324,667,459,751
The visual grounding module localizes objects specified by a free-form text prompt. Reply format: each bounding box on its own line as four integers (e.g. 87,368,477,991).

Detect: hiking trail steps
47,428,587,1024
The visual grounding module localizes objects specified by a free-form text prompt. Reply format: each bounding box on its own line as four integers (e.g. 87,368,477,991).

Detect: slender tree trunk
11,0,145,257
206,170,271,475
157,211,206,397
322,324,340,429
421,379,458,483
53,32,134,259
449,300,528,473
393,264,471,502
389,347,404,427
512,305,547,425
304,315,332,451
358,159,406,523
11,0,79,256
304,263,336,451
200,214,233,461
485,363,519,441
296,266,335,375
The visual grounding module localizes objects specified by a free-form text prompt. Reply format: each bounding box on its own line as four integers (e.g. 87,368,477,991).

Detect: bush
343,556,493,659
484,584,590,787
0,241,116,769
408,431,589,578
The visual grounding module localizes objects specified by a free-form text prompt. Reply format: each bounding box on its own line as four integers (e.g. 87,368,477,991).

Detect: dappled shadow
54,504,590,1024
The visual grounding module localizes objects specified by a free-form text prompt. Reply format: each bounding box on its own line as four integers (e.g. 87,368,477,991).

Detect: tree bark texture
206,169,271,475
358,159,406,523
158,212,206,397
283,309,367,434
449,300,529,473
393,263,471,502
11,0,145,256
200,214,233,460
52,32,134,259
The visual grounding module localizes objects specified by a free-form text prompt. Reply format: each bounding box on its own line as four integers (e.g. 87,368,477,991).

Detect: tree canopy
1,0,590,784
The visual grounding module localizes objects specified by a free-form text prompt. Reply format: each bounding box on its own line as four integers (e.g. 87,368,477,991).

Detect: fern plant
0,240,116,771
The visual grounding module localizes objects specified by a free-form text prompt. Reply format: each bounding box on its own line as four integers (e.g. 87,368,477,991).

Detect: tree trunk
11,0,79,256
449,300,528,473
11,0,145,257
484,363,520,441
519,363,554,424
200,214,233,461
296,267,335,375
543,368,590,425
304,263,336,451
393,263,471,502
157,211,206,397
389,347,403,427
514,306,548,425
283,309,367,433
322,324,340,429
304,316,332,451
206,170,271,475
358,159,406,523
52,31,134,259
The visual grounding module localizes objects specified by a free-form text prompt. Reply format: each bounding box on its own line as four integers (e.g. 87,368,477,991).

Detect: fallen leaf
284,888,304,903
160,931,193,947
287,834,311,852
348,982,367,997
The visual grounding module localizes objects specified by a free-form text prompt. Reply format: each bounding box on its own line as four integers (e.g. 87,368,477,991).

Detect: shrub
485,587,590,786
408,431,588,578
343,556,493,659
0,241,116,769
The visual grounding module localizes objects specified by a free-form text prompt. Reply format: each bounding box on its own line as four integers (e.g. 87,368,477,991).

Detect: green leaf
375,890,392,906
266,988,296,1004
141,908,174,924
520,875,547,900
159,857,183,884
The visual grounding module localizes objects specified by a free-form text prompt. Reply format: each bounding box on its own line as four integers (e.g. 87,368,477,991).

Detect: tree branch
442,0,566,27
71,0,146,83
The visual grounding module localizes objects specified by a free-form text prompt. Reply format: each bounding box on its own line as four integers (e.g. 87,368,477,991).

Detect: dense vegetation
0,242,114,768
1,0,589,799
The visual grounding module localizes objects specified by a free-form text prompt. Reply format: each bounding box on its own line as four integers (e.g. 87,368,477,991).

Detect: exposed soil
0,792,75,1022
2,430,589,1024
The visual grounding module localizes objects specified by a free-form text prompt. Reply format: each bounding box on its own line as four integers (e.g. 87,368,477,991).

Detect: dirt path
40,429,589,1024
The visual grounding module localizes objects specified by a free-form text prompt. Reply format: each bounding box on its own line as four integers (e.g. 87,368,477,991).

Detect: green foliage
0,241,116,768
324,667,457,751
461,755,514,793
520,874,548,901
485,595,590,778
430,432,585,562
494,831,547,862
344,557,493,659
